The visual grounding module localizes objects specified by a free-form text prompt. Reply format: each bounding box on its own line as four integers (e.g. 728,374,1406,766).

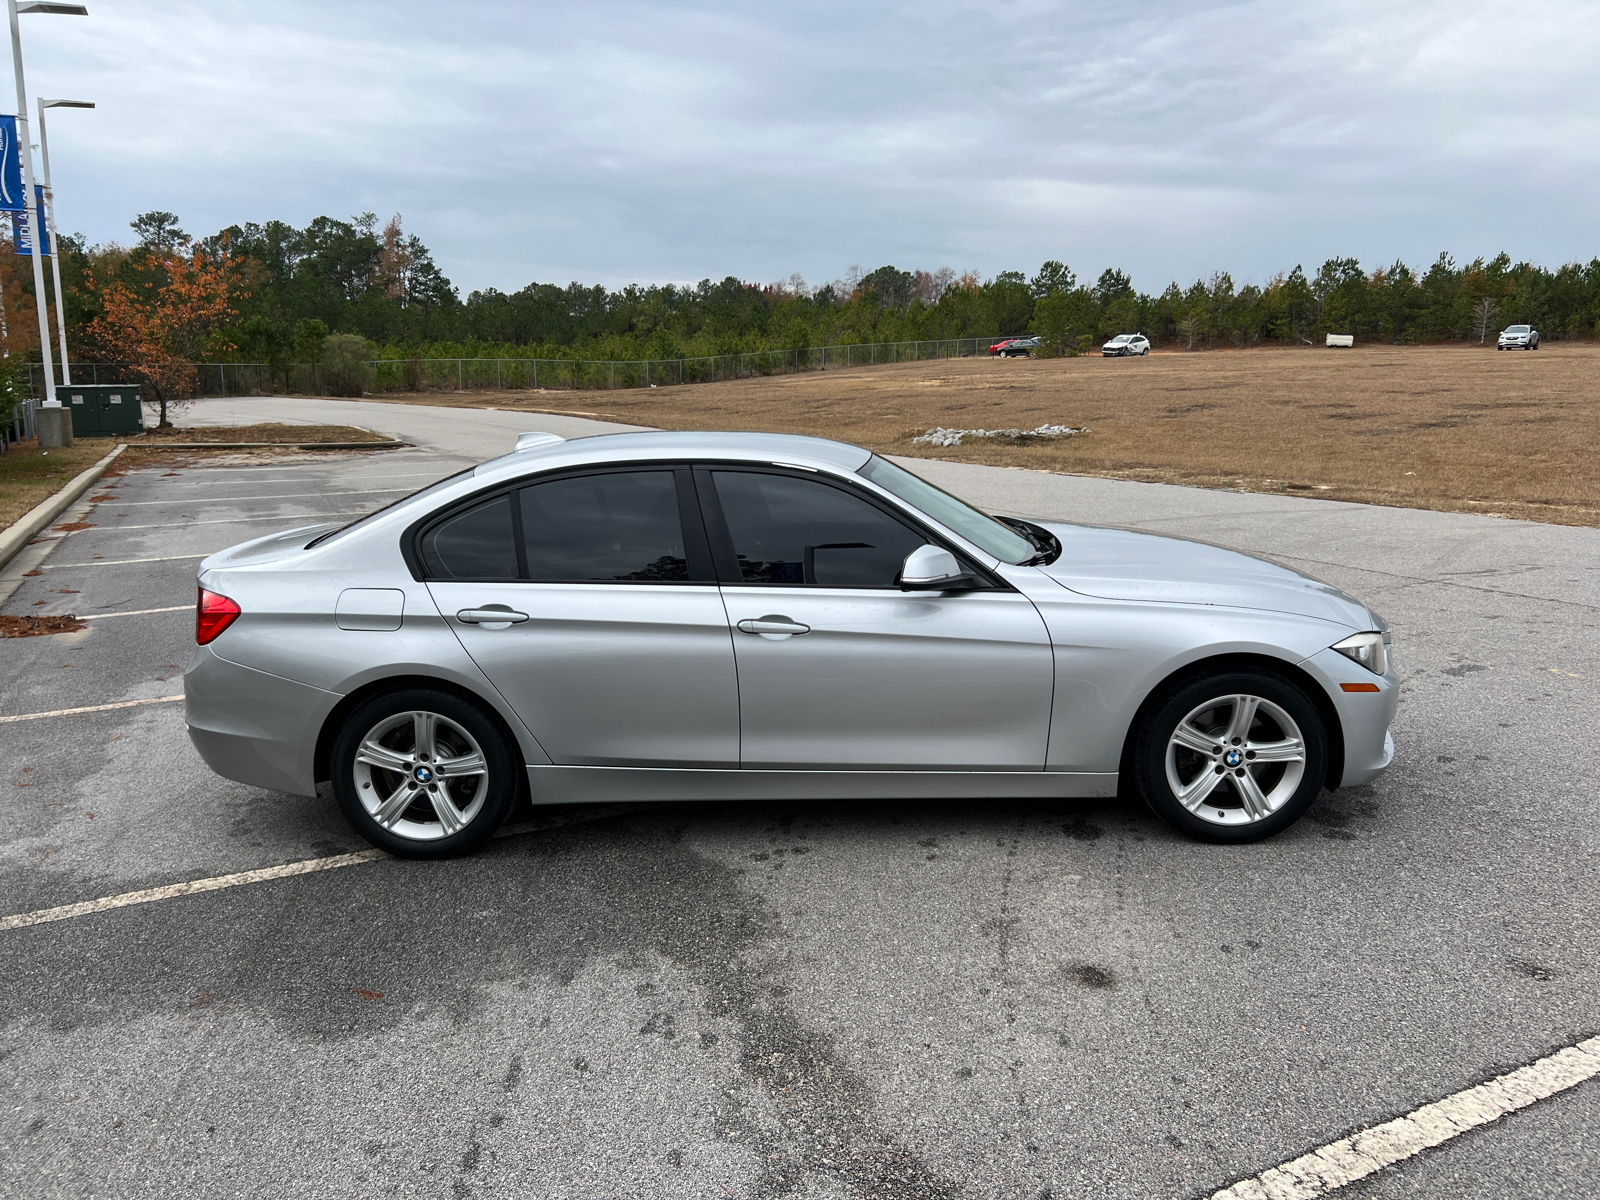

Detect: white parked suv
1102,333,1150,357
1497,325,1539,351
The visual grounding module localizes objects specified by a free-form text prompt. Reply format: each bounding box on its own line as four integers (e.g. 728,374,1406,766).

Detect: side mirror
900,544,973,590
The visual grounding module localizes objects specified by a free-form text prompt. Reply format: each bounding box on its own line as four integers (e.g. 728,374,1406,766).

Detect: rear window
307,466,476,549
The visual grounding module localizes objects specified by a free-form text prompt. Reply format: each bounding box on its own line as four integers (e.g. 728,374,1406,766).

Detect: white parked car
1102,333,1150,357
1497,325,1539,351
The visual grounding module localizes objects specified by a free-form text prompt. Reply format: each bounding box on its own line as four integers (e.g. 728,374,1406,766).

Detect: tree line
10,210,1600,379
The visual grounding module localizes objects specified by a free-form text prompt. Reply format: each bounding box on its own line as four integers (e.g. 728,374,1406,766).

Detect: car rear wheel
1130,669,1328,843
332,688,519,858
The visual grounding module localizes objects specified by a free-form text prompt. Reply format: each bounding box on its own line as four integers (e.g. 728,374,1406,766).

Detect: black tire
1130,668,1328,843
331,687,520,858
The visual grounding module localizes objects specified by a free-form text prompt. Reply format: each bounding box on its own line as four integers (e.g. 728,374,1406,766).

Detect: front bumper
1301,646,1400,788
185,645,341,796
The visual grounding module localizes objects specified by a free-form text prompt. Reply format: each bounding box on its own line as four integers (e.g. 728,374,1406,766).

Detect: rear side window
420,496,517,579
710,470,924,587
520,471,688,582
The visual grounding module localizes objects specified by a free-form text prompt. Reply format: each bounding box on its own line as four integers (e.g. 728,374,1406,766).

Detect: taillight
196,588,241,645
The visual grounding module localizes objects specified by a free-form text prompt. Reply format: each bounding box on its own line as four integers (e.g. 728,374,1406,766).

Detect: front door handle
457,608,530,625
736,615,811,636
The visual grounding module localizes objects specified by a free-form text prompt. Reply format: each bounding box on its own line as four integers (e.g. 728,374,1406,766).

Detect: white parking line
0,804,658,932
151,470,448,485
0,695,183,723
0,850,386,931
42,554,208,569
101,512,365,531
105,488,414,506
81,605,191,620
1208,1036,1600,1199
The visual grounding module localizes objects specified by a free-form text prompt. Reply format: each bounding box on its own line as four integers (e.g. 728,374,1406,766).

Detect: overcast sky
15,0,1600,295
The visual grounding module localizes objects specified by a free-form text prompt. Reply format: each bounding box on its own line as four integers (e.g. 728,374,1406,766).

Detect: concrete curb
0,443,127,571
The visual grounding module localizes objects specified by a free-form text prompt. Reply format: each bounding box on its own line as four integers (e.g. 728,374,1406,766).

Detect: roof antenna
515,432,565,452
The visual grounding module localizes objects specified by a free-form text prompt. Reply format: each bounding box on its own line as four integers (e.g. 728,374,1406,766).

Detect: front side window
857,456,1035,564
421,495,518,579
711,471,925,587
520,471,688,582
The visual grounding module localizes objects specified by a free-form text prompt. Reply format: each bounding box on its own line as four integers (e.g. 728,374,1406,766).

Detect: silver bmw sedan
185,431,1397,857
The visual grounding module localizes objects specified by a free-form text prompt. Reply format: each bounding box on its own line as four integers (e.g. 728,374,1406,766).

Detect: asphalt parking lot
2,397,1598,1199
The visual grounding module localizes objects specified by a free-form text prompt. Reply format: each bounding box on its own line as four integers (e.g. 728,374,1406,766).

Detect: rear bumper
184,645,340,796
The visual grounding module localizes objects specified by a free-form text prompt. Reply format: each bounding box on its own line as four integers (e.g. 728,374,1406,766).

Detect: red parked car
989,337,1040,357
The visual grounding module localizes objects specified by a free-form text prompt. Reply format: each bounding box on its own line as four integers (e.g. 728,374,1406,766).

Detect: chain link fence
24,335,1006,401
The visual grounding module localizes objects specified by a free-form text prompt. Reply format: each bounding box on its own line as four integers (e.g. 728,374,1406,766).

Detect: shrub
321,333,375,397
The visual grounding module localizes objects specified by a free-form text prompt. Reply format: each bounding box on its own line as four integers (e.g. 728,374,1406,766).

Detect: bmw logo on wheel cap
1224,750,1243,768
414,766,434,783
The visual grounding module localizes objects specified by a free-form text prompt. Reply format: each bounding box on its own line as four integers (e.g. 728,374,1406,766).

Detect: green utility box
65,384,144,437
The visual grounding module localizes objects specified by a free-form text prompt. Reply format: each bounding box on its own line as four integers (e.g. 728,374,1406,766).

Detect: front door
700,467,1054,770
425,467,739,767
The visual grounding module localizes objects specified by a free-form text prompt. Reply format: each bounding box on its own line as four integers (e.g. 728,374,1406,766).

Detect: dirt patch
363,343,1600,527
0,613,86,638
128,423,390,445
123,447,404,469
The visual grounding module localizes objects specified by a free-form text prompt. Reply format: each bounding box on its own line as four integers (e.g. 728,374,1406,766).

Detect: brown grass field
363,343,1599,527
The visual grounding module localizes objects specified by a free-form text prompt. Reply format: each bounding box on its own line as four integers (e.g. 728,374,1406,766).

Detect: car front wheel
332,688,520,857
1130,669,1328,843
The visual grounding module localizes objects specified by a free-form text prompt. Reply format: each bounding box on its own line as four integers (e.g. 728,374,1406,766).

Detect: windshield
857,456,1035,564
1506,325,1530,333
1110,335,1130,343
305,466,476,548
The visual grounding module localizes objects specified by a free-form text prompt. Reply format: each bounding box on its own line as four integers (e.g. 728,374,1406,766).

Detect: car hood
1030,522,1377,629
199,522,343,571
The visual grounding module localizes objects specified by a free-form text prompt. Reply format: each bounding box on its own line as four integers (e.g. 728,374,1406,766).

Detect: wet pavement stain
1,806,959,1199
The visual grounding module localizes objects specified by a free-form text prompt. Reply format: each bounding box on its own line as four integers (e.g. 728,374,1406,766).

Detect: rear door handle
457,608,530,625
736,615,811,636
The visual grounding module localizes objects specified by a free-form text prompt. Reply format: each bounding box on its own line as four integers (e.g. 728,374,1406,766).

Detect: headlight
1332,631,1390,676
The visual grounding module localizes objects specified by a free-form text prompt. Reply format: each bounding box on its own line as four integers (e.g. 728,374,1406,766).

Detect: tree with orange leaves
87,244,240,428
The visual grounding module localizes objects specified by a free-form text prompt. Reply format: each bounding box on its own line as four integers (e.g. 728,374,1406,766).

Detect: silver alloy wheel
1165,694,1306,827
352,710,490,841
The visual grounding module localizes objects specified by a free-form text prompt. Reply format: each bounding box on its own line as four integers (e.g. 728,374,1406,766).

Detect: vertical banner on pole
0,115,23,213
13,184,48,255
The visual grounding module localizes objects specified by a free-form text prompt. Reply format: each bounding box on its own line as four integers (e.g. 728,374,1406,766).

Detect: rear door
424,466,740,767
698,466,1054,771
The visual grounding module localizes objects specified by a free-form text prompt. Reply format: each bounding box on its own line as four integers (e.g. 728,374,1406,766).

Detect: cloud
15,0,1600,293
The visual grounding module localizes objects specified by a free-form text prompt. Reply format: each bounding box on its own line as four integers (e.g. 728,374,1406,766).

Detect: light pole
38,96,89,386
6,0,87,407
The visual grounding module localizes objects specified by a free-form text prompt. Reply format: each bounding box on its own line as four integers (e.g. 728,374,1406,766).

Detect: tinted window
858,455,1034,563
422,495,518,579
712,471,925,587
520,471,689,582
